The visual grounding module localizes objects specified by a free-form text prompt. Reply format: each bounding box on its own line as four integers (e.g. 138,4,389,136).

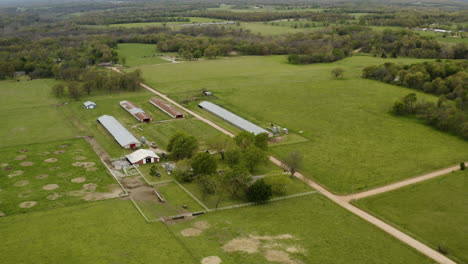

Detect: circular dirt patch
43,184,59,190
14,180,29,187
15,155,27,160
194,221,211,230
47,193,62,200
0,211,5,217
86,167,98,172
181,228,202,237
19,149,29,153
39,151,50,156
223,238,260,253
19,201,37,208
44,158,58,163
74,156,87,160
83,183,97,191
71,177,86,183
20,161,34,167
35,174,49,179
49,166,61,171
58,144,69,148
201,256,222,264
264,250,295,264
8,170,23,178
1,163,9,168
17,190,32,198
54,150,66,154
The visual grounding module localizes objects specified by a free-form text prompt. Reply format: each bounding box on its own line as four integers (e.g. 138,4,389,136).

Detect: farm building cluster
198,101,271,136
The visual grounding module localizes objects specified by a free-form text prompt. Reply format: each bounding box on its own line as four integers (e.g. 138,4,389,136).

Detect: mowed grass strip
355,170,468,264
133,55,468,194
0,79,75,146
0,200,196,264
169,195,433,264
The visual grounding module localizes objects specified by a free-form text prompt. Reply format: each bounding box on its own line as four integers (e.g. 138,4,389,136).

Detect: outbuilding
126,149,160,165
149,98,184,119
83,101,97,109
97,115,141,149
120,100,152,122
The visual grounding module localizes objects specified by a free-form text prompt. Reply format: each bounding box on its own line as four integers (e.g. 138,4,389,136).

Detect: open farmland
0,79,75,147
131,55,468,194
116,43,171,67
355,170,468,263
168,195,432,264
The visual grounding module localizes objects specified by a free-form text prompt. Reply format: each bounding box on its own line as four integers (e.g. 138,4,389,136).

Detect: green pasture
0,138,115,216
168,194,432,263
116,43,169,67
103,17,225,29
355,170,468,263
0,79,75,147
0,200,196,264
133,55,468,194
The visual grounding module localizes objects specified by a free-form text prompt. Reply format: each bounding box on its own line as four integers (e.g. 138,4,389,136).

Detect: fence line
132,165,154,186
173,180,210,211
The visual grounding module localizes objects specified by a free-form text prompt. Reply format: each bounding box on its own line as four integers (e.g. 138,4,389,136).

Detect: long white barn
198,101,270,136
97,115,141,149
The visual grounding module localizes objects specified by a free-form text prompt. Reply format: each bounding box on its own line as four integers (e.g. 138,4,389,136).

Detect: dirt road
110,67,457,264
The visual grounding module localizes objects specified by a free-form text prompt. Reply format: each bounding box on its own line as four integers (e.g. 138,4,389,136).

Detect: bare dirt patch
1,163,8,167
54,150,66,154
194,221,211,230
265,250,298,264
15,155,27,160
17,190,32,198
43,184,59,190
19,149,29,153
8,170,23,178
181,228,203,237
72,161,95,168
47,193,62,200
20,161,34,166
286,247,304,253
68,184,122,201
83,183,97,191
35,174,49,179
19,201,37,208
14,180,29,187
0,211,5,217
74,156,87,160
201,256,222,264
223,238,260,253
71,177,86,183
44,158,58,163
251,234,294,241
122,177,143,189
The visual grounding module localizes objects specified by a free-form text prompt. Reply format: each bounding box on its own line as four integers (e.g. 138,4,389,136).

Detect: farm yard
130,55,468,194
355,170,468,264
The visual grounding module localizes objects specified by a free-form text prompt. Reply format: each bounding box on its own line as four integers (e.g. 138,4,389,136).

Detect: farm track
110,67,457,264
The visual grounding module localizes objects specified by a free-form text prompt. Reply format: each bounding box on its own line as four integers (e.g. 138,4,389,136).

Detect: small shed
83,101,97,109
126,149,160,165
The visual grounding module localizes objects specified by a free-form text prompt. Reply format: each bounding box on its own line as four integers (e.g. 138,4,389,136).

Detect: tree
173,159,193,182
254,133,269,150
438,94,447,108
191,152,217,175
461,163,466,171
282,151,303,176
225,147,242,167
234,131,255,150
149,165,159,177
193,50,202,60
331,67,345,79
246,179,272,204
204,45,218,59
52,84,65,98
224,165,252,197
167,132,199,160
403,93,417,113
242,146,267,173
68,82,82,101
196,174,224,207
207,135,231,160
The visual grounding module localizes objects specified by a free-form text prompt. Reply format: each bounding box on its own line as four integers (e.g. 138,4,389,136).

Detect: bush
246,179,272,204
191,152,217,175
461,162,466,170
167,132,198,160
264,176,292,196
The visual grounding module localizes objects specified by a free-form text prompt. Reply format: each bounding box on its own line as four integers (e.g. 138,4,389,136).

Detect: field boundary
173,179,210,211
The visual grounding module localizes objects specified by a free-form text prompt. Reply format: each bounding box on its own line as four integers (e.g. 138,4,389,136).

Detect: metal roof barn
97,115,141,149
120,100,152,122
198,101,270,136
149,98,184,119
83,101,97,109
126,149,160,165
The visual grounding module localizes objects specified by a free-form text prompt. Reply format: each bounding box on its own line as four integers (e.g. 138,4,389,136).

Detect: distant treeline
359,10,468,28
185,10,353,22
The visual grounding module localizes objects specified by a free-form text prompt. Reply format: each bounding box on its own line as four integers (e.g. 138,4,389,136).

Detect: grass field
116,43,170,67
0,200,197,264
0,138,116,216
0,79,75,147
168,194,432,263
101,17,225,29
131,55,468,194
355,170,468,263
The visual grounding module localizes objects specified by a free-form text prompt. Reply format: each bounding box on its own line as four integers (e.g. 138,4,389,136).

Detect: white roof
84,101,96,106
198,101,270,135
126,149,159,163
97,115,140,147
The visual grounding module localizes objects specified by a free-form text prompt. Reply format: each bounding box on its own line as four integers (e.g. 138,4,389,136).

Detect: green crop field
167,194,432,263
131,55,468,194
355,170,468,263
0,79,76,147
116,43,170,67
0,200,196,264
0,138,116,216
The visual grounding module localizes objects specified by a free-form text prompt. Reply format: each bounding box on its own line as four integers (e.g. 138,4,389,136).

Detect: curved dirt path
110,67,456,264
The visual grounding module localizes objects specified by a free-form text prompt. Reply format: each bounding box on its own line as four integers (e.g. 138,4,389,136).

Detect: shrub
264,175,291,196
246,179,272,204
461,162,466,170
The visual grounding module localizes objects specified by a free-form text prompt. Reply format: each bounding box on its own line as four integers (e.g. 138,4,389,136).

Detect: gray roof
97,115,140,147
83,101,96,107
198,101,270,135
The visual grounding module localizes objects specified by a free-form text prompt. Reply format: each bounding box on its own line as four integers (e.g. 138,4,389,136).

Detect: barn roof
120,100,152,121
149,98,184,118
126,149,159,164
97,115,140,147
83,101,96,107
198,101,270,135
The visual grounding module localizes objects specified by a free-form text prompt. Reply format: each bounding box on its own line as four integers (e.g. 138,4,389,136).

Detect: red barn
126,149,160,165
